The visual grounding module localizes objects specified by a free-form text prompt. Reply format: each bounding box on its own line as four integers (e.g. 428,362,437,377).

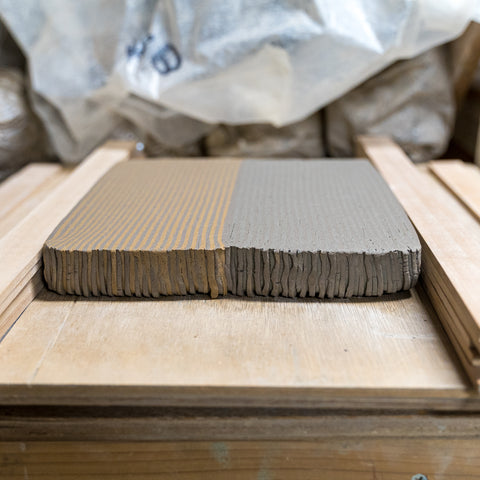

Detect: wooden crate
1,140,480,479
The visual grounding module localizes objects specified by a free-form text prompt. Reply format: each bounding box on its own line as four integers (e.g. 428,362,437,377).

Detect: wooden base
357,136,480,387
2,438,479,479
2,141,480,479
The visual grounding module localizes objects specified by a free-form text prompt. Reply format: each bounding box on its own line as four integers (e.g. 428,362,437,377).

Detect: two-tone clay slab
43,159,421,298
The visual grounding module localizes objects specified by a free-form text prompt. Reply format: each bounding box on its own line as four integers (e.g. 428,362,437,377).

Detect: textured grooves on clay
225,249,420,298
43,247,228,297
43,159,421,299
43,247,420,298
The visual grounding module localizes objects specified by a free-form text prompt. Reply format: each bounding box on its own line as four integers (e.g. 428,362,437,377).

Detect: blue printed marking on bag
126,35,181,75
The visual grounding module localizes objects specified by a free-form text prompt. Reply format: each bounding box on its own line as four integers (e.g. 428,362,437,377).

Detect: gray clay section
222,159,421,254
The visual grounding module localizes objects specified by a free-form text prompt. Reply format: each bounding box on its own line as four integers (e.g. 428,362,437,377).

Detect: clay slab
43,159,421,298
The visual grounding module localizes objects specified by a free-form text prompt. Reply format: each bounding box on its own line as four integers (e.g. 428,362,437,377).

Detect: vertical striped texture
47,160,241,251
44,160,240,297
43,159,421,299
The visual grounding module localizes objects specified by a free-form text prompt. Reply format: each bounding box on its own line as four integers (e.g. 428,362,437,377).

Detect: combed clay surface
43,159,421,298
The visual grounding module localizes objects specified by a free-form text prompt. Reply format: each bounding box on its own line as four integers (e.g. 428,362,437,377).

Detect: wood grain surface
0,141,135,340
429,159,480,222
1,439,479,479
3,407,480,441
2,146,480,479
357,135,480,387
0,163,70,239
0,285,471,408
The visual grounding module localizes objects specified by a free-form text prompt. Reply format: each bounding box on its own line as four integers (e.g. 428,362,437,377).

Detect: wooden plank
0,271,44,341
0,163,69,339
2,407,480,441
0,285,470,408
357,135,480,387
422,275,480,383
0,141,135,333
1,439,479,479
0,163,70,239
0,163,62,219
429,160,480,222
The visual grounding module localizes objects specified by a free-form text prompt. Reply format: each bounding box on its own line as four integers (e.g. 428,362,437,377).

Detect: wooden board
2,146,480,479
357,136,480,387
0,141,135,339
429,159,480,222
43,159,420,299
1,145,479,408
3,407,480,441
0,285,471,409
1,439,480,479
0,163,70,239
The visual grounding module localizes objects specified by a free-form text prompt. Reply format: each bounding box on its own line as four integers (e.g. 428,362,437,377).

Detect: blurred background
1,0,480,182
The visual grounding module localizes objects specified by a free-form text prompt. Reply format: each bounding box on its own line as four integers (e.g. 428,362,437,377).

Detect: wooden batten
0,138,476,407
429,160,480,223
0,163,70,238
0,141,135,335
357,135,480,388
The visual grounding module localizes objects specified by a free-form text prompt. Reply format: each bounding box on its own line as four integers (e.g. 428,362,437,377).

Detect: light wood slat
1,439,479,479
357,136,480,387
0,163,70,238
0,285,468,408
0,163,69,339
0,271,44,341
422,266,480,365
0,141,135,329
429,160,480,222
0,163,63,219
422,275,480,383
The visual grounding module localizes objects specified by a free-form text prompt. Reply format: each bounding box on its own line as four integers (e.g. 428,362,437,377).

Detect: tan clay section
46,159,241,252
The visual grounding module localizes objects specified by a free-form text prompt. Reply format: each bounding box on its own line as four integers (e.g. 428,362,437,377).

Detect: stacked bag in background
0,23,47,181
0,0,479,181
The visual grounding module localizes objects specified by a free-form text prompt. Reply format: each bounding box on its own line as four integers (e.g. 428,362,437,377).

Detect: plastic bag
0,0,479,162
326,47,454,162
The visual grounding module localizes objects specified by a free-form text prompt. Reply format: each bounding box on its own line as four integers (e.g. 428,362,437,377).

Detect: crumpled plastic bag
0,21,47,180
0,0,479,162
326,46,455,162
206,113,324,158
0,68,47,180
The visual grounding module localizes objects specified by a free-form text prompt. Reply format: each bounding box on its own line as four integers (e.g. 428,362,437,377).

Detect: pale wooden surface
0,148,475,411
0,163,70,239
429,159,480,222
0,149,478,408
3,150,480,479
0,285,471,408
357,136,480,387
0,141,135,337
1,439,480,479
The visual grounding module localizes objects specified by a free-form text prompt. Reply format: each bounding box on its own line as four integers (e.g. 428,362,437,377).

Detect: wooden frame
0,141,135,339
429,160,480,222
2,139,480,478
357,136,480,388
